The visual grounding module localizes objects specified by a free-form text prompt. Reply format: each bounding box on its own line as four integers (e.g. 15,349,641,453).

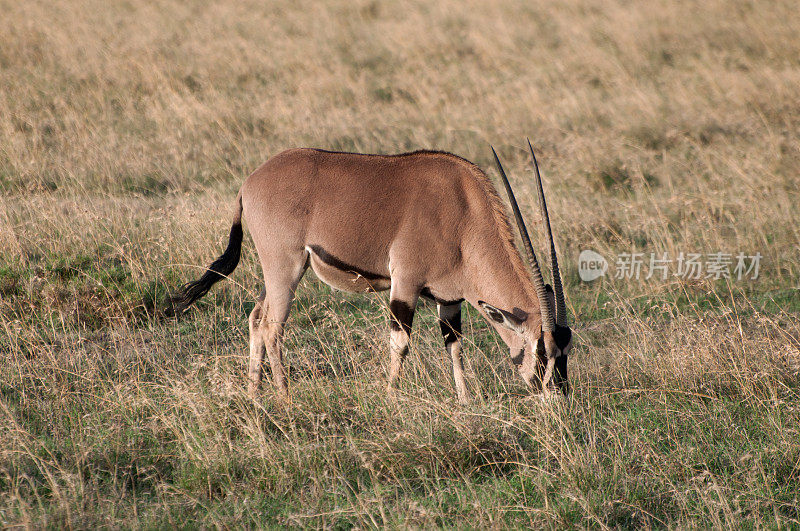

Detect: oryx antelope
169,141,572,402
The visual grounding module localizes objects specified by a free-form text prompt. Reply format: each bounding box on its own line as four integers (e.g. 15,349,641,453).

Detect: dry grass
2,0,800,527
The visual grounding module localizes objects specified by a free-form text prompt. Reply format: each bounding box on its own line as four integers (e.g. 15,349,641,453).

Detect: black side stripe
420,287,464,306
308,245,389,281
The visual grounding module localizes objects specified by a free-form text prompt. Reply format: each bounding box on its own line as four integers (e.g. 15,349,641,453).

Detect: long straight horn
527,139,567,327
491,146,555,332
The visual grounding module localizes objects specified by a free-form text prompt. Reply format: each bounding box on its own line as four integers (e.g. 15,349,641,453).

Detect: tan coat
170,148,571,402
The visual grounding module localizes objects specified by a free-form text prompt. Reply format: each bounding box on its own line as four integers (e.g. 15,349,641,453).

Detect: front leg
386,282,419,398
438,302,469,404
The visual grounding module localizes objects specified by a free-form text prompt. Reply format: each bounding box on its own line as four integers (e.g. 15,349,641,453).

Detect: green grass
2,257,799,527
2,322,798,527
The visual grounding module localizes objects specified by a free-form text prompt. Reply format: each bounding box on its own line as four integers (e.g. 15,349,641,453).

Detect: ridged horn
491,146,555,332
527,138,567,327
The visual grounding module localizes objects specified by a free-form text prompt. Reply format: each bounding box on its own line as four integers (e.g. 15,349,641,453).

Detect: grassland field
1,0,800,527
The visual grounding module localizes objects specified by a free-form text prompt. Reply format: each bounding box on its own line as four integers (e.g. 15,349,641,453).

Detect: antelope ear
478,301,528,334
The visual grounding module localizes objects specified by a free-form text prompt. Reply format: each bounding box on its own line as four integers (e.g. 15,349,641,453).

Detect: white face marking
562,340,572,357
531,331,570,359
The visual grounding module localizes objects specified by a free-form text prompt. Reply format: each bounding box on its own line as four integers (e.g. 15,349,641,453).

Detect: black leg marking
389,300,414,336
439,310,461,347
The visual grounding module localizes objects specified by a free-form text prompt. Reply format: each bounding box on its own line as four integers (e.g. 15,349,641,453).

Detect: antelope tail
166,191,244,316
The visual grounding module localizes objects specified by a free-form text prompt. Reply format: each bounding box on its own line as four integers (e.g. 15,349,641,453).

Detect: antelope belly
306,246,391,293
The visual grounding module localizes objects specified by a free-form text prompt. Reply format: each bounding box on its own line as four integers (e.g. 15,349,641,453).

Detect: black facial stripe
308,245,389,281
553,325,572,351
439,310,461,346
510,307,528,324
389,300,414,336
487,309,504,323
478,301,527,327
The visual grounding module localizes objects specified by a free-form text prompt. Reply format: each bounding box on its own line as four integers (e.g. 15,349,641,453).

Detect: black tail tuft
165,222,243,317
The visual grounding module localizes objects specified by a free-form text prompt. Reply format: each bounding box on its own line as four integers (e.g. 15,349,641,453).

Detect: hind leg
249,252,307,401
248,288,267,397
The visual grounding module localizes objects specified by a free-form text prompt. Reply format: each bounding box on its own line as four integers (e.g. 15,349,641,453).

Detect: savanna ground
2,0,800,527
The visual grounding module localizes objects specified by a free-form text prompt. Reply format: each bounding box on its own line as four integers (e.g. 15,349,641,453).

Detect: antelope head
484,141,573,395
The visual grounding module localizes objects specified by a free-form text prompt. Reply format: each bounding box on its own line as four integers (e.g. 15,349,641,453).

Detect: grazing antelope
168,141,572,402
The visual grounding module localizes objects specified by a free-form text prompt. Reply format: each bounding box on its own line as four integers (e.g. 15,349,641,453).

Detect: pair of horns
491,140,567,331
